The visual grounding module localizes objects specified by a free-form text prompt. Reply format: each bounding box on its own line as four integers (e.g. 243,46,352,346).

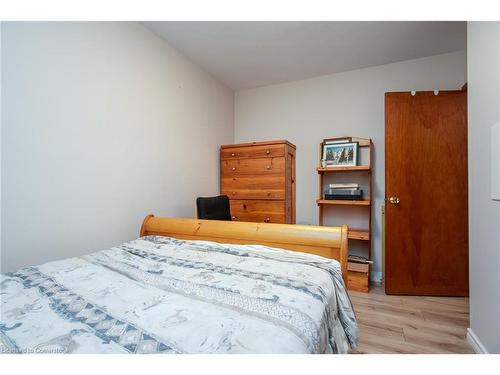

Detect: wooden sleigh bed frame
140,215,349,284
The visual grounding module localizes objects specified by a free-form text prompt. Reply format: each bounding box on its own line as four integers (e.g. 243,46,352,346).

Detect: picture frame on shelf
322,141,359,167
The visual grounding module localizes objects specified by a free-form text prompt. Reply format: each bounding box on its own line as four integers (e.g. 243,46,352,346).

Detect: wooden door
385,91,468,296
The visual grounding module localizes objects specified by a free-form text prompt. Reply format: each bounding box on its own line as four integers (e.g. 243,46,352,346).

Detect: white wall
467,22,500,354
235,51,467,278
1,22,234,272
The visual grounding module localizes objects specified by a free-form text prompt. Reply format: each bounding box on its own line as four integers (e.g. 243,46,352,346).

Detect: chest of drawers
220,140,296,224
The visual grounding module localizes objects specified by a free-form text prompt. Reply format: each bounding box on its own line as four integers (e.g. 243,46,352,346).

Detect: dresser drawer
224,188,285,200
221,157,284,176
221,176,285,200
221,144,285,160
230,200,285,223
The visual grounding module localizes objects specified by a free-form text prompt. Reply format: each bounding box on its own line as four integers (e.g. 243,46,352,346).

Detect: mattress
0,235,358,354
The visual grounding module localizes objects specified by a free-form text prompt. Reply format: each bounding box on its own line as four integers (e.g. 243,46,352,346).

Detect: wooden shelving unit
317,136,373,292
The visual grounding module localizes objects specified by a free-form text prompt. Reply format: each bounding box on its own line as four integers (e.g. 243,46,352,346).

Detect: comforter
0,235,358,354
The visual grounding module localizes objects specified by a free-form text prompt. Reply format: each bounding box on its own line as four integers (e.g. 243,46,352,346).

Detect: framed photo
322,141,358,166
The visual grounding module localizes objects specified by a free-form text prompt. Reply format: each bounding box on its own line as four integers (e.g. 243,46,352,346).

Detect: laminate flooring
349,286,474,354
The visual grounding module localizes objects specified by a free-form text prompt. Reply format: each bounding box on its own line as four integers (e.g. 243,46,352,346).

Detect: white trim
370,271,382,283
467,328,489,354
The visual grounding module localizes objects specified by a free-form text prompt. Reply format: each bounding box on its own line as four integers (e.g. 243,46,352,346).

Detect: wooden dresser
220,140,296,224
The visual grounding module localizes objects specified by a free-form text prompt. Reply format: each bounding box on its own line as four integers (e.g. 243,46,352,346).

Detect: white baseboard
370,271,382,284
467,328,489,354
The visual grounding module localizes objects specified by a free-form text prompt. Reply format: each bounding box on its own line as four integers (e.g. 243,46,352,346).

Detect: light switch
492,122,500,200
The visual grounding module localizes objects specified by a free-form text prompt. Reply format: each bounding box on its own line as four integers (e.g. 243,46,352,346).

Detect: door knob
388,196,400,204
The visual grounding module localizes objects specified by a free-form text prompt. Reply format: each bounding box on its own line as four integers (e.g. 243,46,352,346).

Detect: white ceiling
143,21,466,90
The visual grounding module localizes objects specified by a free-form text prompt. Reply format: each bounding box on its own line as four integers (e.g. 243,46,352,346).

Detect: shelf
317,165,371,173
348,228,370,241
323,136,372,147
317,199,371,206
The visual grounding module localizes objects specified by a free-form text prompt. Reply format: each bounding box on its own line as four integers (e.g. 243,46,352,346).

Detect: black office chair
196,195,232,221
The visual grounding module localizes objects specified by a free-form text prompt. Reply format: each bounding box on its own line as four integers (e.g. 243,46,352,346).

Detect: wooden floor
349,286,474,354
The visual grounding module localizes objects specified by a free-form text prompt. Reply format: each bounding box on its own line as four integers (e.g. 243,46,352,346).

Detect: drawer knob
266,165,271,170
266,150,270,154
231,216,238,220
231,153,235,157
264,217,270,223
267,192,271,196
231,167,236,171
232,191,236,195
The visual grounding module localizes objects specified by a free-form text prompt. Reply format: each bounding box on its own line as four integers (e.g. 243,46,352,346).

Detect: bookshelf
317,136,373,292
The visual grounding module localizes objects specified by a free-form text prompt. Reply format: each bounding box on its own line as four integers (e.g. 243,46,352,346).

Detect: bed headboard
140,215,348,284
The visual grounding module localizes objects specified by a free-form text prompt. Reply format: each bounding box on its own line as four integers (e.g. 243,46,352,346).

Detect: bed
0,216,358,354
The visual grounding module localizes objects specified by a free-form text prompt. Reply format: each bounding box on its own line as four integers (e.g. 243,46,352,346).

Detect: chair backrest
196,195,231,221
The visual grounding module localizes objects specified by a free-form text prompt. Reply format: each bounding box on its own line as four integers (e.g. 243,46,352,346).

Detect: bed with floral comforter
0,235,358,354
